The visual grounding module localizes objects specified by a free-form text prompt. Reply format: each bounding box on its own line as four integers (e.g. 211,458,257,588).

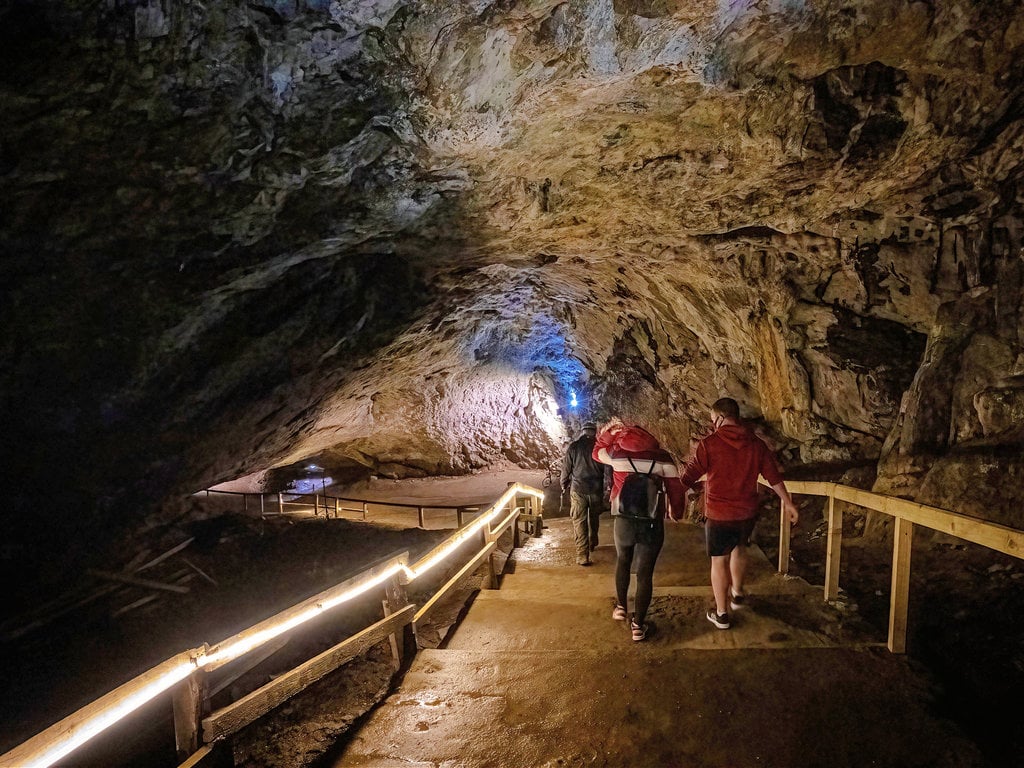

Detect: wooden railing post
278,493,284,515
383,574,410,670
362,501,368,521
172,668,207,761
259,493,265,517
778,497,791,575
456,506,465,528
888,516,914,654
824,494,843,601
417,506,425,528
482,528,496,589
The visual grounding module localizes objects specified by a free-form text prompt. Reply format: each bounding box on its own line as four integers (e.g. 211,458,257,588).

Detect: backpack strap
625,457,658,476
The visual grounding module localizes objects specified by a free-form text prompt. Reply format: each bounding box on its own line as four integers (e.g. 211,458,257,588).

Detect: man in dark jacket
561,422,605,566
677,397,798,630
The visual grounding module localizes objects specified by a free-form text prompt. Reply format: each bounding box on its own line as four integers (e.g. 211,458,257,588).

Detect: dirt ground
757,499,1024,768
2,471,1022,768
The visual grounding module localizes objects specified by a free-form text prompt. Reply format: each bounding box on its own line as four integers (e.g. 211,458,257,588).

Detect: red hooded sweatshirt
679,423,784,521
592,425,685,519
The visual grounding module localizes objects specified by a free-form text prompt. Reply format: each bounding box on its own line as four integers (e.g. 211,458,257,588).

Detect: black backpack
616,458,662,520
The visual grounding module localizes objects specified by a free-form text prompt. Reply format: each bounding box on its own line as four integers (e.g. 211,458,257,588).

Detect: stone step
335,647,978,768
447,592,868,651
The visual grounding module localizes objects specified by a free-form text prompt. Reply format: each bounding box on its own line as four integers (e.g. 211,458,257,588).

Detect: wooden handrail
771,478,1024,653
0,484,544,768
202,487,469,512
0,647,207,768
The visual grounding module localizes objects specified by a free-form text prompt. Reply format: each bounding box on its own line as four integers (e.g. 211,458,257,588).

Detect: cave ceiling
2,0,1024,548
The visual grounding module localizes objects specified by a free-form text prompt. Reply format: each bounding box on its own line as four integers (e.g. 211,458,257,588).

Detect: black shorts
705,517,756,557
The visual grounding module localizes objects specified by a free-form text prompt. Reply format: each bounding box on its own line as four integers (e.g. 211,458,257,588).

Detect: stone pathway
333,517,983,767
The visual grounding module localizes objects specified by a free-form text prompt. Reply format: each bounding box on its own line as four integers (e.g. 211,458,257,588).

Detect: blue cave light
469,313,588,413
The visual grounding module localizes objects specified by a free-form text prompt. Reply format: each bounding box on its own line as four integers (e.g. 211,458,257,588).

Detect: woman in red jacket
593,418,684,641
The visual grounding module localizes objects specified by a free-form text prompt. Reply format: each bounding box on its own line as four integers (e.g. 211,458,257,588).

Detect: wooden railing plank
489,508,519,540
203,553,408,671
202,604,416,741
833,485,1024,558
178,744,214,768
413,542,497,630
0,648,204,768
0,488,546,768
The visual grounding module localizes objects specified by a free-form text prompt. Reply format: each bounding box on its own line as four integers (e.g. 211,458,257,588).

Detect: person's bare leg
710,554,731,615
729,544,748,598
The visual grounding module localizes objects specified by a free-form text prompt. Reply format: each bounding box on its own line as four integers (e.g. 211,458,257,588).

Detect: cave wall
3,0,1024,577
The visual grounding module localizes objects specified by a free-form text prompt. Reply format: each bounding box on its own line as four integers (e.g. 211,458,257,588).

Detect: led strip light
0,483,544,768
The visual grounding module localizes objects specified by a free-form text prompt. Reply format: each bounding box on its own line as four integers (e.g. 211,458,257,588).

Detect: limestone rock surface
3,0,1024,573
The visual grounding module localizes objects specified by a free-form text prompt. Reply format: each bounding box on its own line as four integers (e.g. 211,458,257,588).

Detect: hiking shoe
612,604,627,621
729,588,746,611
631,619,648,642
706,609,730,630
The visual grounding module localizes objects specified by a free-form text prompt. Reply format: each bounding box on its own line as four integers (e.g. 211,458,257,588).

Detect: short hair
581,422,597,432
711,397,740,419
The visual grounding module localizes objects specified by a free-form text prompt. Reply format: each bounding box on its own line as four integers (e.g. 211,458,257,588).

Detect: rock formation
2,0,1024,577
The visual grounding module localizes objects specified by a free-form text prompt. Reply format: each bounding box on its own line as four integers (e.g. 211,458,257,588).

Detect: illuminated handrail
770,479,1024,653
0,483,544,768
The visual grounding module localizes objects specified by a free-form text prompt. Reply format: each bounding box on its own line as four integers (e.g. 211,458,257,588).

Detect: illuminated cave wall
3,0,1024,576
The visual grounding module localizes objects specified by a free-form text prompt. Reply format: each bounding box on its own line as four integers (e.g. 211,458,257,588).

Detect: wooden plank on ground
201,604,416,741
87,569,191,594
182,558,218,586
136,538,195,573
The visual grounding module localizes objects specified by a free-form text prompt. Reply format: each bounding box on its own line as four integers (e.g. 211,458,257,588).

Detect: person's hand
601,416,625,435
783,499,799,526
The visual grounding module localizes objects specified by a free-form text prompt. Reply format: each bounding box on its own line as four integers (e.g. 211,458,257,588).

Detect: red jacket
592,425,685,519
679,423,784,521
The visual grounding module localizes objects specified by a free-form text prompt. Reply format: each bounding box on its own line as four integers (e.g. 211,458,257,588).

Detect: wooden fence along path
2,478,1023,768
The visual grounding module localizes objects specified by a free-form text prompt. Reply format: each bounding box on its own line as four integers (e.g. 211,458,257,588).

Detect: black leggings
613,517,665,624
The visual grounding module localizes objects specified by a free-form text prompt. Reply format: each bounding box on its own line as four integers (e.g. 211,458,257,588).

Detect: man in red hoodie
593,418,685,642
677,398,799,630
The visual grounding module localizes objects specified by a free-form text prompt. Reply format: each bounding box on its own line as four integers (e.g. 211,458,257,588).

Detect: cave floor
3,474,1021,768
332,517,984,768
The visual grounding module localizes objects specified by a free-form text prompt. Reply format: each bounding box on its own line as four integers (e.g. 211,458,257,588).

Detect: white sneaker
729,588,746,612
